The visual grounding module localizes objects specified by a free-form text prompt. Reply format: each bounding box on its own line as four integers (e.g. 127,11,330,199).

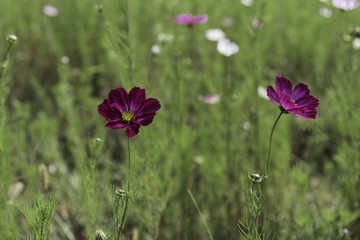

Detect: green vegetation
0,0,359,239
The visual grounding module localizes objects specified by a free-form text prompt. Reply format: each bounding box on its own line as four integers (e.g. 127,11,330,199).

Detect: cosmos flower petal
105,121,127,129
291,83,310,101
267,86,280,105
125,123,140,137
108,87,129,112
275,75,292,96
135,113,156,126
98,99,122,122
174,14,208,24
136,98,161,115
295,95,319,108
129,87,146,113
280,94,296,110
191,14,208,23
289,108,318,119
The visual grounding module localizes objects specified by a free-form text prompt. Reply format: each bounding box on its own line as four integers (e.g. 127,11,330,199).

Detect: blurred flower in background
157,33,174,43
352,38,360,49
205,29,226,41
217,38,239,56
198,94,221,104
151,45,161,54
222,17,235,27
61,56,70,64
332,0,359,10
251,19,263,29
43,5,59,17
174,14,208,25
257,86,269,100
241,0,254,7
319,7,333,18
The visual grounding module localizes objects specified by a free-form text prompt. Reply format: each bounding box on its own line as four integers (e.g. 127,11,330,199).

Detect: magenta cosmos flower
174,14,208,25
267,75,319,119
98,87,161,137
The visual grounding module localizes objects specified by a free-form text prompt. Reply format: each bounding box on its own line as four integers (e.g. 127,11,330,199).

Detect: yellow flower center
122,111,135,122
291,99,297,107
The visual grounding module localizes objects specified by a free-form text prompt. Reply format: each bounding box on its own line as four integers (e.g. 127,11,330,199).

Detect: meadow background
1,0,360,239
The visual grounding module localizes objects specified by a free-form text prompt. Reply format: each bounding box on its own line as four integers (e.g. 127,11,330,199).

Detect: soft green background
0,0,359,239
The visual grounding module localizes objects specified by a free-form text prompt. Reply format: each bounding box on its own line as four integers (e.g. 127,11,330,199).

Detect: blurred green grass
0,0,360,239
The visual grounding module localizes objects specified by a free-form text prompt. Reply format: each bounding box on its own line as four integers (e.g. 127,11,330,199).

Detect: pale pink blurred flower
198,94,220,104
217,38,239,56
43,5,59,17
252,19,263,29
332,0,359,10
61,56,70,64
343,228,349,234
205,29,226,41
319,7,333,18
222,17,235,27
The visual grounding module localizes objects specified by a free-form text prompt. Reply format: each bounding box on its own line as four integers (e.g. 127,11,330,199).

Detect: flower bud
251,173,260,181
7,35,17,45
116,189,126,198
95,230,107,240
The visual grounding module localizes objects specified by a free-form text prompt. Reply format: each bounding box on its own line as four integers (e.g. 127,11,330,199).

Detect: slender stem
124,0,133,82
187,189,214,240
265,111,283,178
128,137,131,179
117,138,131,240
0,43,14,80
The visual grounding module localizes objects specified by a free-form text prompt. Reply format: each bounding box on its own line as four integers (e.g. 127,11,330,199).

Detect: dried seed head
7,181,25,201
39,163,49,191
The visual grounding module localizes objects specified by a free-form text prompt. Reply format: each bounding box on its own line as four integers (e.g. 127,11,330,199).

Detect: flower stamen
122,111,135,123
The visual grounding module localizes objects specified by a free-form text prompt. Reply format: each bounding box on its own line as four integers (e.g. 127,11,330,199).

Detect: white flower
217,38,239,56
243,122,251,131
241,0,254,7
352,38,360,49
319,7,333,18
43,5,59,17
257,86,269,100
61,56,70,64
205,29,226,41
151,45,161,54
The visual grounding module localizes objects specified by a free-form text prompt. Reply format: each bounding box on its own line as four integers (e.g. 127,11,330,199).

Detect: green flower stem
117,138,131,240
0,40,15,80
187,189,214,240
265,111,283,178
